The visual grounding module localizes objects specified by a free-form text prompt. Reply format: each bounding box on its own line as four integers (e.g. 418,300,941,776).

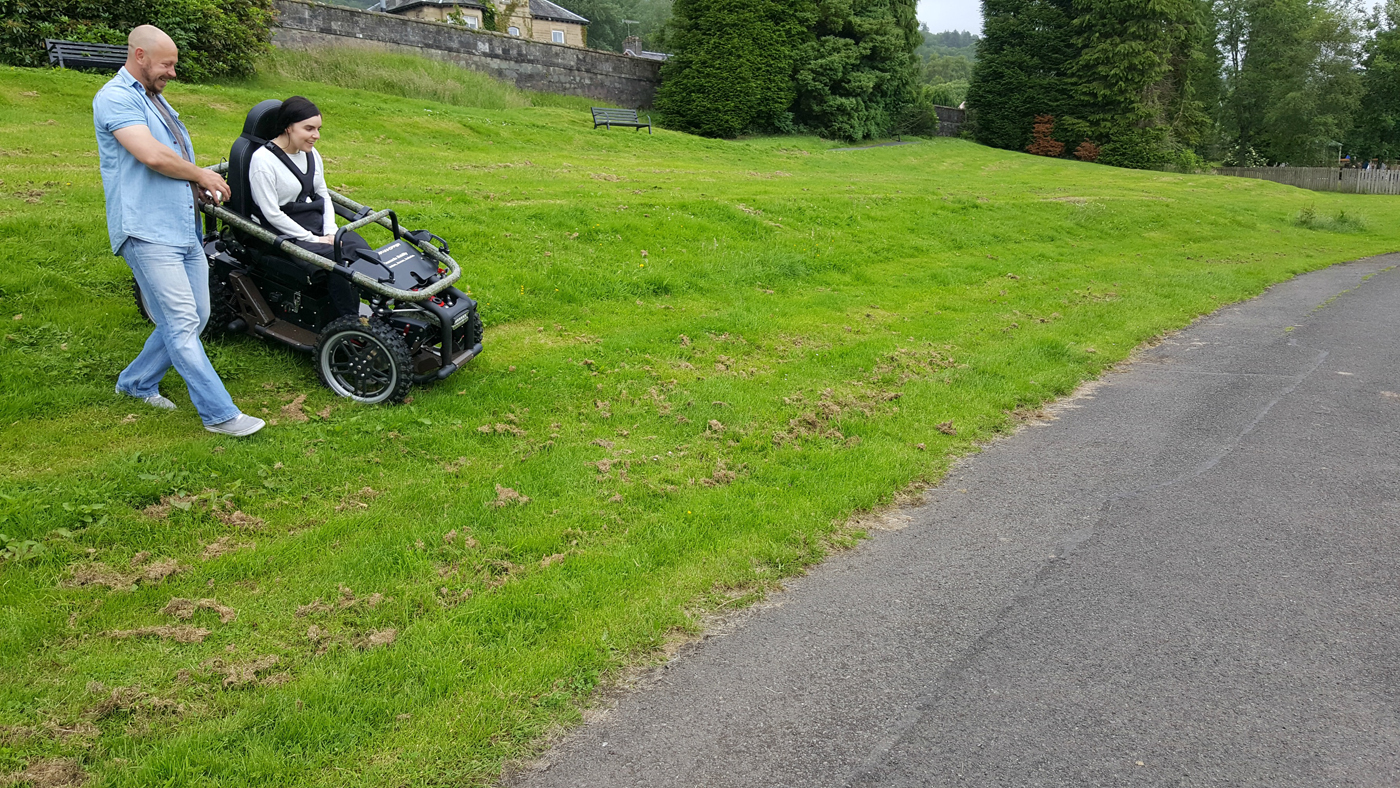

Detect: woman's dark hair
278,96,321,133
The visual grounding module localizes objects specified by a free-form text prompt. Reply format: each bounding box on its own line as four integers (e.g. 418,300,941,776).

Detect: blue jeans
116,238,240,426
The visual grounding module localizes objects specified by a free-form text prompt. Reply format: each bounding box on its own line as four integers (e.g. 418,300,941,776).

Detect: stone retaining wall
272,0,662,107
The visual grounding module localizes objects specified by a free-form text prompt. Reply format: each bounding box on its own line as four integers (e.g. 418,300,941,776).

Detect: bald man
94,25,264,437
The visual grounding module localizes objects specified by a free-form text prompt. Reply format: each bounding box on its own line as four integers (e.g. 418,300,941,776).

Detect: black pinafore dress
262,143,374,264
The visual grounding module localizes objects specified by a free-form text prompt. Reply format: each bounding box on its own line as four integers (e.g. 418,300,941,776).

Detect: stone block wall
272,0,661,107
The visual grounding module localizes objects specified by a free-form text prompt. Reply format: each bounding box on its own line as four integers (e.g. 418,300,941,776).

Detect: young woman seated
249,96,376,318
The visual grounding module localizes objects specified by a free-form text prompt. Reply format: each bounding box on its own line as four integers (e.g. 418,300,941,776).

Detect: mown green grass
2,55,1398,787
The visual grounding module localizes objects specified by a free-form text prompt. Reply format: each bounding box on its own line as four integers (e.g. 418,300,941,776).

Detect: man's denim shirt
93,68,200,254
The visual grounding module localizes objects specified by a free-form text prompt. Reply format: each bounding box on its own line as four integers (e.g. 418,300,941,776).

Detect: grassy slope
1,61,1397,787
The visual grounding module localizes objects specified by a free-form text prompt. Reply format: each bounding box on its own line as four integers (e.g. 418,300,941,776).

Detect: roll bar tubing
200,162,461,303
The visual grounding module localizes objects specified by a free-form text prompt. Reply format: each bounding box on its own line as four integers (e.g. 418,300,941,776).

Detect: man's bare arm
112,124,229,203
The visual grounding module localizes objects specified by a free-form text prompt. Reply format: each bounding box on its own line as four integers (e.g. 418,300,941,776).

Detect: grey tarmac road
512,255,1400,788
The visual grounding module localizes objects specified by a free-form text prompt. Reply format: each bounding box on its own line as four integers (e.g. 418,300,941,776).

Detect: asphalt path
513,255,1400,788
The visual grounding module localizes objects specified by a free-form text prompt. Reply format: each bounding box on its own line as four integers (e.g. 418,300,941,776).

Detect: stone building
384,0,588,47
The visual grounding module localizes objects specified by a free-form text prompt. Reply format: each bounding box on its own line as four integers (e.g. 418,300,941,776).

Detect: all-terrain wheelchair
133,99,482,404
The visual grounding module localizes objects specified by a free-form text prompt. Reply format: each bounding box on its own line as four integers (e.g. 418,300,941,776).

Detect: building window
507,26,520,36
552,29,565,43
465,16,479,28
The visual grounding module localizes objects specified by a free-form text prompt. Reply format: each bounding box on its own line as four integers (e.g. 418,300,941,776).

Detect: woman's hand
315,234,334,244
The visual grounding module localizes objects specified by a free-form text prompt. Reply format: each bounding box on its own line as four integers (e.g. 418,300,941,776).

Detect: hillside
2,58,1397,787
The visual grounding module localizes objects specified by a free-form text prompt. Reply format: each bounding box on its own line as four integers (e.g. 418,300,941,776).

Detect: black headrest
228,99,285,223
242,99,284,141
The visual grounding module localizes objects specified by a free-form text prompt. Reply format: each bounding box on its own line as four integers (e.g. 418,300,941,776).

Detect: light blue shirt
93,67,201,254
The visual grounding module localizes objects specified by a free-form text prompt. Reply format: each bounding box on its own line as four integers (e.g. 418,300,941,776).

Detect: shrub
1073,139,1101,162
1026,114,1065,157
0,0,273,81
1097,125,1168,169
1165,146,1208,173
1222,145,1267,167
892,83,940,137
1296,204,1369,232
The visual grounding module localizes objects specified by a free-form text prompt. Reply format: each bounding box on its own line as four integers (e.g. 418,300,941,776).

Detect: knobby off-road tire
460,307,484,351
132,275,239,340
315,315,413,404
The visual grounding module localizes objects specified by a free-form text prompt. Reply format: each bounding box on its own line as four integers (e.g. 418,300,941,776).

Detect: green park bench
46,39,127,72
592,107,652,135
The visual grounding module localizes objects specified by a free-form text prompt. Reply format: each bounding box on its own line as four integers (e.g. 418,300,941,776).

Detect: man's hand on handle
195,168,228,205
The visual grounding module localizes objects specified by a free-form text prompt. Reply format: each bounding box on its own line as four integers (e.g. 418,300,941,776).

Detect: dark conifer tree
965,0,1078,151
654,0,812,138
790,0,924,141
1067,0,1204,167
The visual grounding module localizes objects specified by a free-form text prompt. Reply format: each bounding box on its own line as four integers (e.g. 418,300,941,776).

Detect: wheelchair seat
226,100,328,283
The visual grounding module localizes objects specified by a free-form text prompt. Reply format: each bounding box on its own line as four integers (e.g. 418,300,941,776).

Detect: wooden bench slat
45,39,127,72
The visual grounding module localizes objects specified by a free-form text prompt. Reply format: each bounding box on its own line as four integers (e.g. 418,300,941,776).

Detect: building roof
384,0,487,12
529,0,588,25
384,0,588,26
624,48,668,61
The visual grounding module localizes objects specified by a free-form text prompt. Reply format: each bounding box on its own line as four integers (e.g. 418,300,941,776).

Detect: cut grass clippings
3,53,1400,787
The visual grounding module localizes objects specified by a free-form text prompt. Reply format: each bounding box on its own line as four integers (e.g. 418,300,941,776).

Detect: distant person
94,24,265,437
249,96,378,318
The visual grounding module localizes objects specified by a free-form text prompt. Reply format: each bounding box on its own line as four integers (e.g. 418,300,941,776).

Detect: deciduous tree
1219,0,1364,165
1346,0,1400,160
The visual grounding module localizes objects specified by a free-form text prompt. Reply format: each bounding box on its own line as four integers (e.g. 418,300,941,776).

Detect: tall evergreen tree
1066,0,1207,167
790,0,924,141
1071,0,1192,126
965,0,1078,151
654,0,811,138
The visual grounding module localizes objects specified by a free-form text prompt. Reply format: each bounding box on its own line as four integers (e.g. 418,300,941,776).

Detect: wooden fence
1215,166,1400,195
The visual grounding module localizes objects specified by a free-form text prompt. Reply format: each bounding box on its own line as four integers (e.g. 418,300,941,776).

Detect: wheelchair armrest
332,203,375,222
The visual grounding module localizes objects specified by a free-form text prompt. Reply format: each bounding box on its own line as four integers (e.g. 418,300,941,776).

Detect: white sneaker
117,384,176,411
205,413,266,437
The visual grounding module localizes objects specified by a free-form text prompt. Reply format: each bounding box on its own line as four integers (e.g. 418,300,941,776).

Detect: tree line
918,27,978,107
969,0,1400,169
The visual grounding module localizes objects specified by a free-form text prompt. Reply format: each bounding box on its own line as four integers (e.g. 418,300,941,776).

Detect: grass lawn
2,55,1398,787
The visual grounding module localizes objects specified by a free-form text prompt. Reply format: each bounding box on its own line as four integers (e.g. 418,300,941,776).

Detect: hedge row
0,0,274,81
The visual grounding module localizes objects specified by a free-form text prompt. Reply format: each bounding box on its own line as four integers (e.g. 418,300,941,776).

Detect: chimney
623,35,641,56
